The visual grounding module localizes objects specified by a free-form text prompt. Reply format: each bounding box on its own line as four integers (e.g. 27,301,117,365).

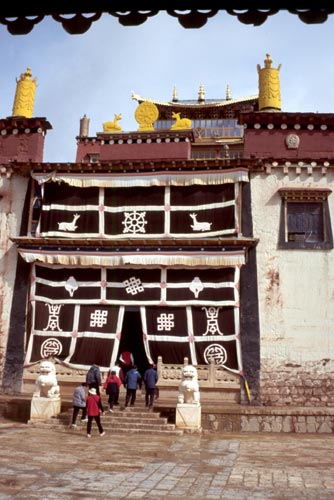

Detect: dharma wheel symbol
122,211,148,234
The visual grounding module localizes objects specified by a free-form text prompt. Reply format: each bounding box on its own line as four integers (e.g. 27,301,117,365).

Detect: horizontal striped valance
31,168,249,188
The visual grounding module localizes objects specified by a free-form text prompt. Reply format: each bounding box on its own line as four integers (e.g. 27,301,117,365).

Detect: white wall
251,167,334,405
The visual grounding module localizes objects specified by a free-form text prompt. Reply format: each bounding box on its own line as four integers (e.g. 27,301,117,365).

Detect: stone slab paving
0,419,334,499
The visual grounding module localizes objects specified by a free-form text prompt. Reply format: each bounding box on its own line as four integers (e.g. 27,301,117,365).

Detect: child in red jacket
86,387,105,438
103,370,121,412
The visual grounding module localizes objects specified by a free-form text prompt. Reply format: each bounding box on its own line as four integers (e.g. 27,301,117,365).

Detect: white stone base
30,396,61,421
176,403,201,430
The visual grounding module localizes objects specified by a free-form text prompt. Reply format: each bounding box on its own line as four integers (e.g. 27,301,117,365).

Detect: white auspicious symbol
58,213,80,231
124,277,144,295
65,276,79,297
122,211,148,234
204,344,227,365
189,213,212,232
43,304,63,331
40,338,63,358
90,310,108,327
285,134,300,150
157,313,174,331
190,277,204,298
201,306,223,336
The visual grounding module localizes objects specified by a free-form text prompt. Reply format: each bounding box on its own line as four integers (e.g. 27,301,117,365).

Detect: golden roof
131,91,258,109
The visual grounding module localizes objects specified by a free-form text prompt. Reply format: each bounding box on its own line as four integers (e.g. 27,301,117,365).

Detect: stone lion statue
178,365,200,405
33,360,60,399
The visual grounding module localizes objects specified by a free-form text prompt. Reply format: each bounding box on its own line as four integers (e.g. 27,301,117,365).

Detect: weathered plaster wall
0,174,29,390
251,168,334,406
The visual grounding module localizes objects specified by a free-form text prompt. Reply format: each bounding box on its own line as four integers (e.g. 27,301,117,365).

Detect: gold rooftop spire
12,67,37,118
198,83,205,102
172,85,178,102
257,53,281,111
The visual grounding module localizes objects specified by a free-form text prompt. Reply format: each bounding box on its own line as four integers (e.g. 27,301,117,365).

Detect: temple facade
0,55,333,407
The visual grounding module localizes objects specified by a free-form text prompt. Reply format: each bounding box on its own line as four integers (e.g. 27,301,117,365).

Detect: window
28,181,42,237
89,154,100,163
278,188,333,249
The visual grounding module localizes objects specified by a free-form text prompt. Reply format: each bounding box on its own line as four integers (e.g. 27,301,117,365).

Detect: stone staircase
28,399,184,436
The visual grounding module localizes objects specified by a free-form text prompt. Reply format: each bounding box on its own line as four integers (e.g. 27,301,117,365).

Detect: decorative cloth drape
24,264,242,374
32,171,248,239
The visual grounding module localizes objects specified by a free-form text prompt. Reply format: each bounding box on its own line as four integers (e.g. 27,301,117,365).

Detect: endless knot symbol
122,211,148,234
204,344,227,365
90,310,108,327
41,338,63,358
157,313,174,331
124,277,144,295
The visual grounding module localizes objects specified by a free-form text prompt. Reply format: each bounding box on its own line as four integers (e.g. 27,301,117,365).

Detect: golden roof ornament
103,113,122,133
12,67,37,118
170,111,192,130
172,85,178,102
257,53,282,111
135,101,159,131
198,83,205,102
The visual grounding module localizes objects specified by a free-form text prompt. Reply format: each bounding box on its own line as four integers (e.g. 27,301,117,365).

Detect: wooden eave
4,158,258,176
92,129,195,142
12,236,259,250
0,5,331,36
248,158,334,172
240,112,334,129
0,116,52,133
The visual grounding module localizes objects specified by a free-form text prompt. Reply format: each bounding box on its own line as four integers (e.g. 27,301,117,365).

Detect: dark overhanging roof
0,4,332,35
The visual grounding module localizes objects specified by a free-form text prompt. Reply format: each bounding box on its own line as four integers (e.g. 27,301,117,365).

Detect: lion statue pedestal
176,365,201,432
30,360,61,422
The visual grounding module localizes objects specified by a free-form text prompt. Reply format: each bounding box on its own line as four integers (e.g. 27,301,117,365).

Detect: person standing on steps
109,362,124,404
86,364,102,395
71,382,88,427
143,364,158,411
124,365,142,409
103,370,121,412
86,387,105,438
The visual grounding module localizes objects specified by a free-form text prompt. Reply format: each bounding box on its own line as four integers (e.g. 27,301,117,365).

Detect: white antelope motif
189,213,212,232
58,213,80,231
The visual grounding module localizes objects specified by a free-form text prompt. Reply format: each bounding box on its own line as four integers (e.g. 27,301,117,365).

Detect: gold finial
170,112,192,130
172,85,178,102
198,83,205,102
264,53,273,68
226,84,231,101
79,114,90,137
135,101,159,131
12,67,37,118
257,53,282,111
103,114,123,133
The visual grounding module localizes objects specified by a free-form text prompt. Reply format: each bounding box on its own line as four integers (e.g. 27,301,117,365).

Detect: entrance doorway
118,308,148,376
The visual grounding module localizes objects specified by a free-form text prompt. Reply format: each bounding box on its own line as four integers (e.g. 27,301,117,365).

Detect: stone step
28,405,184,435
28,420,183,435
60,414,170,426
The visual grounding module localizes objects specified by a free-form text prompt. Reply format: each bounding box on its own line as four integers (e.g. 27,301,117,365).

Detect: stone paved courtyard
0,419,334,499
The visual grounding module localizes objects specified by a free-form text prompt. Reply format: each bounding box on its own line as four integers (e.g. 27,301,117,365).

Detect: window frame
278,187,333,250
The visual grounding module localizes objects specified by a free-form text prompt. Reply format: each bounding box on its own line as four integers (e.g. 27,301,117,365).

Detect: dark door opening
118,309,149,376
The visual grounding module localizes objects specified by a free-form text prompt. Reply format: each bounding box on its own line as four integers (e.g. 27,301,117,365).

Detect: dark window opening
278,188,333,250
287,202,323,243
